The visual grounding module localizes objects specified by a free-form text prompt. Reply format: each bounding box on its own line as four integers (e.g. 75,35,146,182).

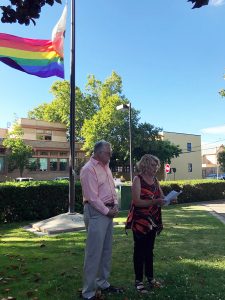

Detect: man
80,140,122,300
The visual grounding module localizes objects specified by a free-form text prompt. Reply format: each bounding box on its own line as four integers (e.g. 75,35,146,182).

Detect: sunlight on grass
181,258,225,270
1,203,225,300
182,205,209,211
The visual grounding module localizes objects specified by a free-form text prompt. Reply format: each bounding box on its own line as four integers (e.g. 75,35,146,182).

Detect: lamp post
116,103,133,182
216,147,219,179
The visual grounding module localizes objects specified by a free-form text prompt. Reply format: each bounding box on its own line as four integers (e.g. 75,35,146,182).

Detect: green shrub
160,179,225,203
119,179,225,210
0,180,83,223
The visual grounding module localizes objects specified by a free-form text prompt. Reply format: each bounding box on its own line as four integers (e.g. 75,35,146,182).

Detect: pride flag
0,6,67,79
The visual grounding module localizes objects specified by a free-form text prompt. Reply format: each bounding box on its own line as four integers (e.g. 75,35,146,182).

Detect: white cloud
211,0,225,6
201,125,225,134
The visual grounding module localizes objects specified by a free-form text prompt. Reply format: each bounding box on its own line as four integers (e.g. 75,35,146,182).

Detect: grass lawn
1,204,225,300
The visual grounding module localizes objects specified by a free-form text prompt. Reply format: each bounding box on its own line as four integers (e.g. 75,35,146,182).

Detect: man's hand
106,207,118,218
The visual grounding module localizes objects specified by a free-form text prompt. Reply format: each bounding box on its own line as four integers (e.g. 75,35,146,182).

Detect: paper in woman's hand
164,190,182,206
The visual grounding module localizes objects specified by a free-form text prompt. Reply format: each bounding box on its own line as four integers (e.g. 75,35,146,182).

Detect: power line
180,145,225,155
177,139,225,153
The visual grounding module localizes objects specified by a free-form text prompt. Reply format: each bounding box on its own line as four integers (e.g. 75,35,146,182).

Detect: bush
0,181,83,223
160,179,225,203
119,179,225,210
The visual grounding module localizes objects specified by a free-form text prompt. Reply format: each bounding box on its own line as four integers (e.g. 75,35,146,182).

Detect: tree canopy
28,71,181,167
0,0,61,25
188,0,209,9
3,123,33,176
0,1,209,26
218,151,225,172
28,80,98,141
81,73,181,166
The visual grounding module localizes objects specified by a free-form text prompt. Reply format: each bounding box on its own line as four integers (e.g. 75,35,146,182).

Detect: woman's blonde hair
136,154,161,174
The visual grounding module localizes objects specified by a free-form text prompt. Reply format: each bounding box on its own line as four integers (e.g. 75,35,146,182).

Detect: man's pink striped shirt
80,157,118,215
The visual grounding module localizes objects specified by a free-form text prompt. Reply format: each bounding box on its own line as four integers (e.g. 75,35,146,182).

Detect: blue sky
1,0,225,150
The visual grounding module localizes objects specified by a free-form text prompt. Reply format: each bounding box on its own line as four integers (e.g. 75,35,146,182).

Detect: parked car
205,174,217,179
53,176,69,181
15,177,34,182
205,173,225,180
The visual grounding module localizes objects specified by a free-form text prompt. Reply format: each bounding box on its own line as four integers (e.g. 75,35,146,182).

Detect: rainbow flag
0,6,67,79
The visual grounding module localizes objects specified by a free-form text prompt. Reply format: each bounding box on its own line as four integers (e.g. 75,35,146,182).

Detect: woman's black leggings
133,230,156,281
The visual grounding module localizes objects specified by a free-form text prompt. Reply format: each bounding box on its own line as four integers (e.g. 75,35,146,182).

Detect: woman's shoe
147,278,163,289
135,280,148,294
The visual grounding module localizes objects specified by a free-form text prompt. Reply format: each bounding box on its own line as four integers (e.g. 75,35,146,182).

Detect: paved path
199,200,225,225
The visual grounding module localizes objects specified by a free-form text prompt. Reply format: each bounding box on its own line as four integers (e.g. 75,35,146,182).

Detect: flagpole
69,0,75,213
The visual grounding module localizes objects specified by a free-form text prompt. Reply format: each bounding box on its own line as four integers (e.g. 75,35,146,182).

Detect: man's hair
93,140,111,154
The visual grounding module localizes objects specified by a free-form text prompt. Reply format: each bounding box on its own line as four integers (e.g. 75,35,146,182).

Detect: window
59,159,67,171
28,158,39,171
36,130,52,141
117,166,123,172
60,151,68,157
0,157,5,173
188,163,192,172
39,158,48,171
0,148,5,154
50,151,58,156
40,151,48,156
187,142,192,152
50,158,58,171
124,166,130,173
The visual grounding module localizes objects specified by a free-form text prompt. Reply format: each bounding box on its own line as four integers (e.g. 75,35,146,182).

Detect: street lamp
116,102,133,182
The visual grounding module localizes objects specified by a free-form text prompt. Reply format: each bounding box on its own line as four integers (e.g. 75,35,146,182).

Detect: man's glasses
101,151,112,156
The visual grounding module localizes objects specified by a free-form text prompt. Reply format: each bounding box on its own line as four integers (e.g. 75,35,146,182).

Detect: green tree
0,0,208,26
28,80,98,141
188,0,209,9
1,0,62,25
28,71,181,167
219,89,225,97
218,151,225,172
81,72,131,154
133,123,181,164
81,72,181,167
3,123,33,177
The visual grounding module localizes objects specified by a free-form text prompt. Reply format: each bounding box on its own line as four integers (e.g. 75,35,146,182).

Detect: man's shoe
101,285,124,294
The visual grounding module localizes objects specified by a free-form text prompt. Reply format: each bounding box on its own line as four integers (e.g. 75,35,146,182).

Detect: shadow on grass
1,205,225,299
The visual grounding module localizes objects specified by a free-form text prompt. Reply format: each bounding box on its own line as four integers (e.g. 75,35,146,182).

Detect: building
162,131,202,180
0,118,87,181
0,119,203,182
202,144,225,178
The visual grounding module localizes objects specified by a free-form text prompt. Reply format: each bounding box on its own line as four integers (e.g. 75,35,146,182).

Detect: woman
125,154,166,293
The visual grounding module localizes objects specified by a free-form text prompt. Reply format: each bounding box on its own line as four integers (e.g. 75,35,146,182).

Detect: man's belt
105,203,115,208
83,201,114,208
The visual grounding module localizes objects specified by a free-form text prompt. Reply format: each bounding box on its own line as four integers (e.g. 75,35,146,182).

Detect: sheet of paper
164,190,182,206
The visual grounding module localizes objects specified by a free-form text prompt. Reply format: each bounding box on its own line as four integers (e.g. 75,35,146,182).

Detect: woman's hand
170,197,178,205
153,198,166,207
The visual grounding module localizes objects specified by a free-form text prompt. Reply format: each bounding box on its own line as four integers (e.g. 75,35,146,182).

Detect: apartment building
0,119,204,182
162,131,202,180
0,118,87,181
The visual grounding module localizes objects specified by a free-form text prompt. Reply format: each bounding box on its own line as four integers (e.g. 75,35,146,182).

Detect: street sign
165,164,170,174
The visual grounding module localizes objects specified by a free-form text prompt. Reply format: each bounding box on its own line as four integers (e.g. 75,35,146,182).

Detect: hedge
1,179,225,223
0,180,83,223
160,179,225,203
119,179,225,210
